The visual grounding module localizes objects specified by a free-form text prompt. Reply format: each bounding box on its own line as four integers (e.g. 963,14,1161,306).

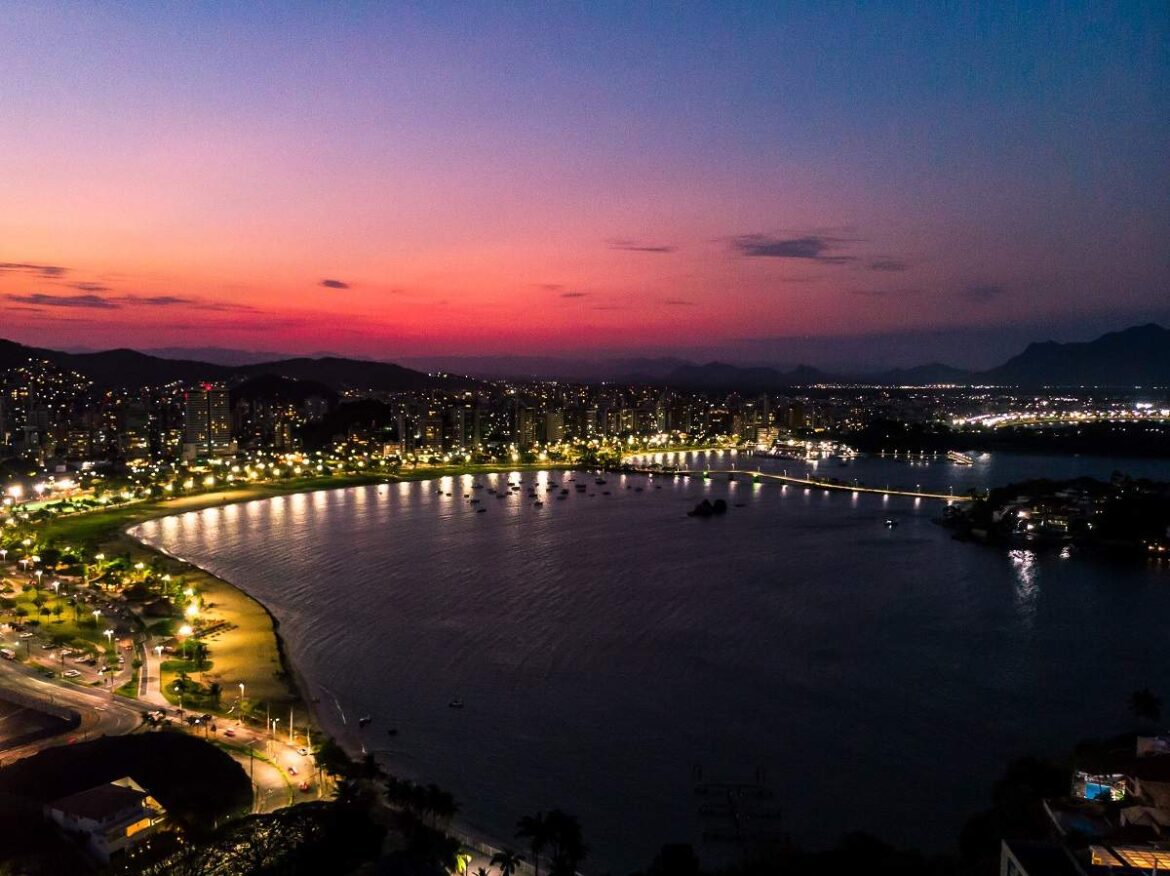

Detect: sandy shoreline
119,468,603,863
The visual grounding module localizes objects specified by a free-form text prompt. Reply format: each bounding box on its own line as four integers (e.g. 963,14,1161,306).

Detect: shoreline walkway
627,466,971,503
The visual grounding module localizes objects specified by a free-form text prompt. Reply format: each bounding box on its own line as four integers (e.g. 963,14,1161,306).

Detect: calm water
132,452,1170,870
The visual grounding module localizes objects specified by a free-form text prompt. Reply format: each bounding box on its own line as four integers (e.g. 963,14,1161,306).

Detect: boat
947,450,975,466
358,715,372,728
534,501,544,507
884,518,899,528
448,699,464,709
595,478,607,485
386,728,398,736
477,508,487,513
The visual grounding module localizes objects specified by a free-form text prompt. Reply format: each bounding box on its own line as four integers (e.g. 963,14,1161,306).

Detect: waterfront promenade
629,466,972,503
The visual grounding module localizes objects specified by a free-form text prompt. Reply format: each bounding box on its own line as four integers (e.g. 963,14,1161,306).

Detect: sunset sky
2,2,1167,368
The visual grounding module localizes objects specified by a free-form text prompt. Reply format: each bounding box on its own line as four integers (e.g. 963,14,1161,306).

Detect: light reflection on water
131,452,1170,871
1009,548,1040,621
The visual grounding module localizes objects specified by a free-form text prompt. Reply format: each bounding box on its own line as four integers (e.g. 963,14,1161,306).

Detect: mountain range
0,323,1166,390
654,324,1169,389
0,339,474,392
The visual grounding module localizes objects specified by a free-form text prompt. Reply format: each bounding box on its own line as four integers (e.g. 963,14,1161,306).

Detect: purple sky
1,2,1167,368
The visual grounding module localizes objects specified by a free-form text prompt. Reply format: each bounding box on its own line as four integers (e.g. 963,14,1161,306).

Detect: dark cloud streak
732,235,852,263
0,262,67,278
6,292,117,309
607,238,677,254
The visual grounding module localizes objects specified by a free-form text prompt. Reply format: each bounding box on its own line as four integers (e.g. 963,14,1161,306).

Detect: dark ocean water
132,451,1170,870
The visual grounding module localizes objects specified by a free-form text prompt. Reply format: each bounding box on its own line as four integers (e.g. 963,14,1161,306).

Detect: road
0,657,143,765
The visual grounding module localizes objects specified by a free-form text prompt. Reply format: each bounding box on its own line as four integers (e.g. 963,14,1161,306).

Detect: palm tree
516,812,549,876
475,868,491,876
490,849,525,876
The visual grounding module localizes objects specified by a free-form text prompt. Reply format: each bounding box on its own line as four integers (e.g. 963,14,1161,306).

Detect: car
288,765,297,775
297,747,308,756
298,781,311,793
62,669,81,678
223,728,236,737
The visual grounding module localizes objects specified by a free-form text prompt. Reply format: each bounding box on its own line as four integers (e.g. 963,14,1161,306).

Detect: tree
490,849,525,876
1131,688,1162,724
314,737,354,778
545,810,586,876
517,811,550,876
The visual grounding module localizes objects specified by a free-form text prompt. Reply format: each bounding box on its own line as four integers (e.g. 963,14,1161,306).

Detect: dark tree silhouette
517,811,550,876
490,848,525,876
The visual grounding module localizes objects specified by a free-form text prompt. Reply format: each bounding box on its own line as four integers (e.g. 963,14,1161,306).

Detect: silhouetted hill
236,356,474,391
0,338,471,392
230,374,338,404
978,323,1170,386
0,341,233,385
2,323,1166,389
145,346,303,366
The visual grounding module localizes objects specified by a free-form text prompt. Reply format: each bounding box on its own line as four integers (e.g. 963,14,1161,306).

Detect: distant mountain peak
979,323,1169,386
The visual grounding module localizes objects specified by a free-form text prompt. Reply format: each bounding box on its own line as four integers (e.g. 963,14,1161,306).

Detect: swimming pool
1083,782,1116,800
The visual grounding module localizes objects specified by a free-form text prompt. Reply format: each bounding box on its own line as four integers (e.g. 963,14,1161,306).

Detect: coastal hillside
0,338,474,392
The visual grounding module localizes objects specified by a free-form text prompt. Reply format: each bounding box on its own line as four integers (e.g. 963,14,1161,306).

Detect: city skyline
2,2,1167,367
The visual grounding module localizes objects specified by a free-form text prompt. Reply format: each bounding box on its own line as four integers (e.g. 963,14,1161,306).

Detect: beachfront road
0,658,143,765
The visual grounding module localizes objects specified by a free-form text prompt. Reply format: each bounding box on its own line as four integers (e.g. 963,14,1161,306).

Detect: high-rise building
515,407,538,447
182,384,233,458
543,410,565,443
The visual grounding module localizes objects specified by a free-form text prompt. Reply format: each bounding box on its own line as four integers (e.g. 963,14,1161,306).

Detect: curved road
0,658,143,765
